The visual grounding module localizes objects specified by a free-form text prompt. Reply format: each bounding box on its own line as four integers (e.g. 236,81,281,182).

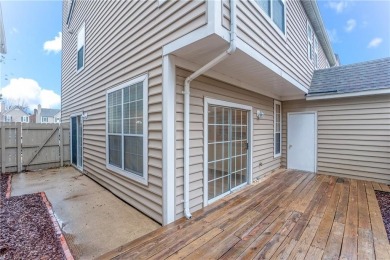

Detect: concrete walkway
11,167,160,259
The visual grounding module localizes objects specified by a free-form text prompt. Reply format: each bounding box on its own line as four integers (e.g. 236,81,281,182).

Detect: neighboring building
31,104,61,123
61,0,389,226
0,104,30,123
0,2,6,54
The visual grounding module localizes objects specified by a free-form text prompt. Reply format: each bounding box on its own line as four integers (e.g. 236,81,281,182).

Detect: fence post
60,124,64,167
16,123,22,173
1,125,5,174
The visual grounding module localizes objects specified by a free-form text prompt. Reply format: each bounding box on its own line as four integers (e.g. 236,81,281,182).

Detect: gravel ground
0,174,65,259
375,190,390,241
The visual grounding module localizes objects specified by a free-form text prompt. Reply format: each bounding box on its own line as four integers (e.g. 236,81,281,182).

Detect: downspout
183,0,237,219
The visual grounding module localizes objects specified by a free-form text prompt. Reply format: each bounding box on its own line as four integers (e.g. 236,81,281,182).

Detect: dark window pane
257,0,271,15
124,136,143,176
273,0,285,33
109,135,122,168
77,46,84,70
275,133,281,154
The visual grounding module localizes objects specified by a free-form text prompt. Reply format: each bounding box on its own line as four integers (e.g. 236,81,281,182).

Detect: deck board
99,170,390,260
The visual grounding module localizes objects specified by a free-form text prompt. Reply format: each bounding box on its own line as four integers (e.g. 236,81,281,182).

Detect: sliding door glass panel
71,117,77,166
77,116,83,168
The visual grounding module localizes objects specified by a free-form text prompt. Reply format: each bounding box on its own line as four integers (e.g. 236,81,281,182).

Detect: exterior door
287,112,317,172
207,105,249,202
71,115,83,170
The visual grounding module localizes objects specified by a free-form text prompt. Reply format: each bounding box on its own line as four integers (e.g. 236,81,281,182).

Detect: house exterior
0,105,30,123
61,0,389,226
31,104,61,123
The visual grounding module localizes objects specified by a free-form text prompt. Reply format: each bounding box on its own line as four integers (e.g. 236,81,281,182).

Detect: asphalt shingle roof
41,108,61,117
308,57,390,96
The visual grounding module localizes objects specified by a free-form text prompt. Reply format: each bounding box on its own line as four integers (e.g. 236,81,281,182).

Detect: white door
287,112,317,172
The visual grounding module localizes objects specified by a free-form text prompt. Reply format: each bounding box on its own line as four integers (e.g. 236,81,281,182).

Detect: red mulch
375,190,390,242
0,174,65,259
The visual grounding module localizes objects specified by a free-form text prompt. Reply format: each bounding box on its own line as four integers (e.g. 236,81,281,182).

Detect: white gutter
182,0,237,219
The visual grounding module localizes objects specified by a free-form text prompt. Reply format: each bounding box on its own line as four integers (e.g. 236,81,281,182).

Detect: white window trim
70,112,84,172
252,0,287,39
105,74,149,185
5,115,12,122
314,37,319,69
41,117,48,123
21,116,29,123
274,100,282,158
203,97,253,207
76,22,85,73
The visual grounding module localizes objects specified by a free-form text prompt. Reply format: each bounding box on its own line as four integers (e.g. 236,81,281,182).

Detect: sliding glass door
71,115,83,170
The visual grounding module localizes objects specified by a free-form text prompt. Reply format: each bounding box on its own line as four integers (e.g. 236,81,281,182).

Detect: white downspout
183,0,237,219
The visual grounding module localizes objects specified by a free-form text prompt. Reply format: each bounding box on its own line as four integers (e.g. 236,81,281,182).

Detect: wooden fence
0,123,70,173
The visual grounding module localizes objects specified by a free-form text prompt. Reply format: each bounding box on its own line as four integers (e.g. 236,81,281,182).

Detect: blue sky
0,0,389,111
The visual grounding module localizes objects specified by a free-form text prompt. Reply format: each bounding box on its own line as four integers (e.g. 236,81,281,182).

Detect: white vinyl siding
106,74,148,185
77,23,85,71
256,0,286,34
274,100,281,157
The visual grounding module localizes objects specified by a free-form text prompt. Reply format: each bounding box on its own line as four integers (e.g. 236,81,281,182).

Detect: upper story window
257,0,286,34
106,74,148,185
77,23,85,71
314,37,318,69
307,22,313,61
21,116,29,123
42,117,48,123
5,115,12,122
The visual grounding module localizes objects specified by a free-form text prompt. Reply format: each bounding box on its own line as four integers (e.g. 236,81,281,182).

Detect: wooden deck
100,170,390,259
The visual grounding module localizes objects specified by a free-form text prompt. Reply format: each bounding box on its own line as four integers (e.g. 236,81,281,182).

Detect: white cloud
367,38,383,48
43,32,62,53
327,29,339,43
1,78,61,109
328,1,350,13
345,19,356,32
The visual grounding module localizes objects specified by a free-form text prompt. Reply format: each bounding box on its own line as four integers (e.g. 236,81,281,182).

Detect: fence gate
0,123,70,174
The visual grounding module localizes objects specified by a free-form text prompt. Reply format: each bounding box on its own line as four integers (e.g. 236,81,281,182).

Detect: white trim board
162,55,176,225
70,112,84,172
203,97,253,207
306,88,390,100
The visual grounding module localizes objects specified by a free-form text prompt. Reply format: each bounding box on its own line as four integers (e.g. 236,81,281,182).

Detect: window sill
106,164,148,186
274,154,281,159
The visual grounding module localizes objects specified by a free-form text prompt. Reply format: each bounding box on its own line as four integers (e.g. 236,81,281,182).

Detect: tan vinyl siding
282,95,390,184
62,1,207,224
222,0,330,88
175,68,281,220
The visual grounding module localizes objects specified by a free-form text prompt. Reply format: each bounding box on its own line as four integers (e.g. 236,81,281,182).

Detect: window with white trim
106,75,148,183
77,23,85,71
42,117,48,123
274,101,281,157
21,116,29,123
5,115,12,122
257,0,286,34
314,37,319,69
307,22,313,61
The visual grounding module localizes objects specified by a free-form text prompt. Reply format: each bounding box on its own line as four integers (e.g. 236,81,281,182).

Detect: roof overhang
306,88,390,100
301,0,336,66
0,3,6,54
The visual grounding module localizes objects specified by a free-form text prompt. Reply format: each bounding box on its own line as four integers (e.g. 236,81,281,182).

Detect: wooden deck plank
365,181,390,260
357,181,371,230
323,222,345,260
269,236,297,260
340,179,358,260
379,183,390,192
315,176,337,217
357,228,375,260
305,246,324,259
334,178,350,224
311,182,342,249
371,181,382,191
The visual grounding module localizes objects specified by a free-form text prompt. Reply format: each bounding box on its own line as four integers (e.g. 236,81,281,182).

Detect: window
106,74,148,184
55,117,60,123
307,22,313,61
257,0,286,34
77,23,85,71
21,116,29,123
42,117,48,123
274,101,281,157
5,115,12,122
314,37,318,69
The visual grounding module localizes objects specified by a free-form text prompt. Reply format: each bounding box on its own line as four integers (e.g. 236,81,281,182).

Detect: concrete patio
10,167,160,259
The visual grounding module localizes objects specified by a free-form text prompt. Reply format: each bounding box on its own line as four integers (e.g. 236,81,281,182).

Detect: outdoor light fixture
256,110,264,119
